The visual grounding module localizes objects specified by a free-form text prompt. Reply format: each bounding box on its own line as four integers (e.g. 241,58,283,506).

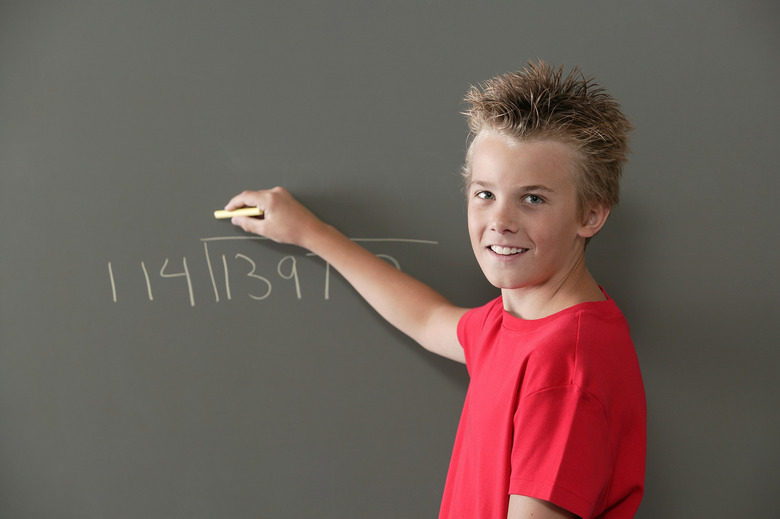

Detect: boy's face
466,132,600,298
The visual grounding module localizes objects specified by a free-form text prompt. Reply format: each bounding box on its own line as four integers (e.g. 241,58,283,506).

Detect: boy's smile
466,132,606,317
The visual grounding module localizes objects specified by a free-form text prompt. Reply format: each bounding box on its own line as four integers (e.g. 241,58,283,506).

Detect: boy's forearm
303,223,461,355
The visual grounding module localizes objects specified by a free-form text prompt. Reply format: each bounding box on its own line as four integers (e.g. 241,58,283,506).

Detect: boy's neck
500,266,606,320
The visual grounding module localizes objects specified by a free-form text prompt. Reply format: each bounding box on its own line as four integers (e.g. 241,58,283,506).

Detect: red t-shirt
439,294,646,519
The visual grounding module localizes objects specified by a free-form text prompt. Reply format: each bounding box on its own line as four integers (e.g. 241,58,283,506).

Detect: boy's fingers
231,215,263,234
225,190,262,211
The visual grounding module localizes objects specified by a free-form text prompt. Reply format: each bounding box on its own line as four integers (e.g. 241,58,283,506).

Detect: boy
224,61,646,519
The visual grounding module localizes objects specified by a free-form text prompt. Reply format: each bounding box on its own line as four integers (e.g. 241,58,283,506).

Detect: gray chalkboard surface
2,2,779,518
0,3,485,518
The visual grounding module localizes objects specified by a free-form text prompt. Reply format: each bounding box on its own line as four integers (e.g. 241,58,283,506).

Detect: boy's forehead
471,129,577,156
468,132,579,184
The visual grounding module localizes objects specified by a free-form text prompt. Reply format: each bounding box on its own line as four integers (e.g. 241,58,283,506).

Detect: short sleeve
457,297,503,370
509,385,612,519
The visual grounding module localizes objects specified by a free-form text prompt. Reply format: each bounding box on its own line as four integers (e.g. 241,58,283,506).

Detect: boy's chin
484,276,526,292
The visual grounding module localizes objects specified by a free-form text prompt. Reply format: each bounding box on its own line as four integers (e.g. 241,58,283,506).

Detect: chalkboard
2,1,779,518
0,3,487,518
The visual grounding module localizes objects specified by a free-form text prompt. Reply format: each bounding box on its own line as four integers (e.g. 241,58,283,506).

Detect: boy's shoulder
460,295,635,375
462,294,627,337
457,296,504,338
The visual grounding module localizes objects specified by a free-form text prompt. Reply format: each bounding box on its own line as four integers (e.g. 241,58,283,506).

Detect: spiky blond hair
463,60,632,215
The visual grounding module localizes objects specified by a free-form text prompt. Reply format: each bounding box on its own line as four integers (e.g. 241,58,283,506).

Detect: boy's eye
476,190,495,200
524,194,544,204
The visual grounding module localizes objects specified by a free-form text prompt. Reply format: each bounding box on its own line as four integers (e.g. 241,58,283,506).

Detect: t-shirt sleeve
509,385,612,519
457,297,501,369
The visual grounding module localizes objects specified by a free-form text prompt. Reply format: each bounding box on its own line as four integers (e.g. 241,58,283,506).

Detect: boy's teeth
491,245,521,255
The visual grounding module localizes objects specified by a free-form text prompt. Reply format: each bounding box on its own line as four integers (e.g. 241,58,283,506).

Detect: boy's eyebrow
468,180,494,189
469,180,556,193
520,184,555,193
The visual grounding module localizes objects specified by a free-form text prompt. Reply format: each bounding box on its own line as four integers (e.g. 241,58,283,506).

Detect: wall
1,1,778,517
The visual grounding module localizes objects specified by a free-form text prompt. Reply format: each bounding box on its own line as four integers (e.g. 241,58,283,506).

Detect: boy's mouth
489,245,527,256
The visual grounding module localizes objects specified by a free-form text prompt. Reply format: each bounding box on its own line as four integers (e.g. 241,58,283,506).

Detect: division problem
107,236,438,307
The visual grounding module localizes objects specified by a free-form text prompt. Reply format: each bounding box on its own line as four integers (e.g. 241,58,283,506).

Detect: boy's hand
224,187,324,248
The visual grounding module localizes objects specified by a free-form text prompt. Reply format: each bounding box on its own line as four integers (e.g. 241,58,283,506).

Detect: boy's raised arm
224,187,467,363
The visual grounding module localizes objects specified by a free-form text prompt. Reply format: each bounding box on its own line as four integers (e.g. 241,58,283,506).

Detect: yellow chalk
213,207,264,219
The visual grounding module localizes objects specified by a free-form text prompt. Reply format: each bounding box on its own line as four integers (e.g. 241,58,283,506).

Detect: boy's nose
489,206,519,234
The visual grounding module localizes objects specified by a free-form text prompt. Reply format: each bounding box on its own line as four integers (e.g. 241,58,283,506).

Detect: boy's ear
579,203,611,239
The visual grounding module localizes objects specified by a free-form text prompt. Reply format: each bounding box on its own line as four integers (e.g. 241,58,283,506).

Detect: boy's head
462,60,632,219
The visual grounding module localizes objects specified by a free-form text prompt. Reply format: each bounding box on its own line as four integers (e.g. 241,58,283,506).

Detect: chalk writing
233,253,273,301
159,257,195,306
107,262,117,302
107,236,438,306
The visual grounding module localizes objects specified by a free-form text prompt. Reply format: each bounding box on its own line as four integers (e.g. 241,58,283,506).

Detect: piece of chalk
213,207,264,219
